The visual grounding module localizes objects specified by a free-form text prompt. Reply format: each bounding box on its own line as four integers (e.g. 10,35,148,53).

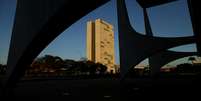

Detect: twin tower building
86,19,116,73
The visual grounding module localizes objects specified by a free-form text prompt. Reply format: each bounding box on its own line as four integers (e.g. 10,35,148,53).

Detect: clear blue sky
0,0,199,66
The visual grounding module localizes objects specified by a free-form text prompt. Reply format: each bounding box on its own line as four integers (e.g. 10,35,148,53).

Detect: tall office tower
86,19,116,73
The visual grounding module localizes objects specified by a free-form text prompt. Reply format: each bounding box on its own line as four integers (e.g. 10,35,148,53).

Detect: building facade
86,19,116,73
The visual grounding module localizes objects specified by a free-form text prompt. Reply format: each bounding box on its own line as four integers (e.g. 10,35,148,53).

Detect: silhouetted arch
140,1,198,76
149,50,198,76
117,0,196,77
4,0,110,89
188,0,201,55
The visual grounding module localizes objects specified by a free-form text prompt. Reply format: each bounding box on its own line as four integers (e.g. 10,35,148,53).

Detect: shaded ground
1,76,201,100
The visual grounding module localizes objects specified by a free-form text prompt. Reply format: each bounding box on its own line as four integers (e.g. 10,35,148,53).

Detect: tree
176,63,192,73
63,59,76,70
79,57,87,62
0,64,7,75
78,61,87,73
188,56,196,64
85,61,97,75
40,55,64,69
96,63,107,75
30,55,64,74
54,56,65,69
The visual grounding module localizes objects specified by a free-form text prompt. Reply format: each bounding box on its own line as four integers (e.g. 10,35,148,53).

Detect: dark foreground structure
1,77,201,100
0,0,201,100
2,0,110,90
117,0,200,77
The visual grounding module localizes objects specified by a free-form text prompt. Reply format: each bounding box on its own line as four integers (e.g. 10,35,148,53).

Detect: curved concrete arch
140,3,199,76
149,50,198,76
4,0,110,88
122,0,193,39
143,8,153,37
117,0,196,77
138,0,201,56
188,0,201,55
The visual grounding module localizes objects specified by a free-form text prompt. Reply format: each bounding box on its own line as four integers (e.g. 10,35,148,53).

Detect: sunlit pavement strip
62,92,70,96
104,95,112,98
133,87,140,91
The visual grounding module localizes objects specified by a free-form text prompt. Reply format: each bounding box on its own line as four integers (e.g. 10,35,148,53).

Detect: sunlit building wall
86,19,116,73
